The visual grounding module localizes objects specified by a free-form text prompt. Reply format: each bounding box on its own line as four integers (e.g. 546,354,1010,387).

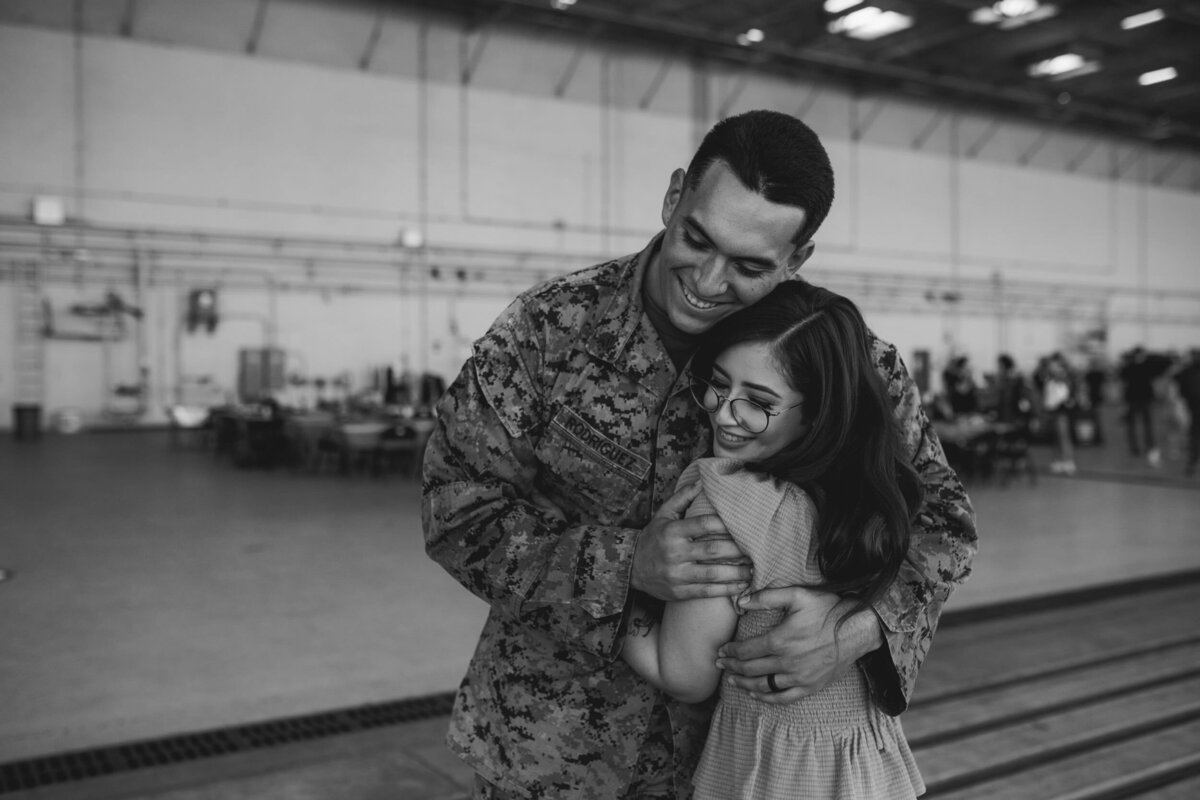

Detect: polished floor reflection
1,424,1197,774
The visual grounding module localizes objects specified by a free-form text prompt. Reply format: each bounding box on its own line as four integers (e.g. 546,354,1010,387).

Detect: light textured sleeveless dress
683,458,925,800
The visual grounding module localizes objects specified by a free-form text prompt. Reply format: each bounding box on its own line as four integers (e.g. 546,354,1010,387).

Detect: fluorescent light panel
971,2,1058,28
827,6,913,40
736,28,765,46
1121,9,1165,29
1139,66,1177,85
1027,52,1100,80
992,0,1039,17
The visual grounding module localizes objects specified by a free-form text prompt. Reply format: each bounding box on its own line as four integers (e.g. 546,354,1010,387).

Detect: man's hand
714,587,884,704
631,483,751,602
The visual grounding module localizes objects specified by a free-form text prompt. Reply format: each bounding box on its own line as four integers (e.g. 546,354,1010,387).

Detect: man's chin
669,304,726,336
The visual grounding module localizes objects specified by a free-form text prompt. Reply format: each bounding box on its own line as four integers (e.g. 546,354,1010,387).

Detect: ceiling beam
852,95,887,141
966,119,1003,158
246,0,269,56
555,29,598,98
120,0,138,38
913,109,949,149
717,67,754,119
1018,127,1055,165
429,0,1200,152
639,53,677,110
359,9,387,71
1066,137,1101,172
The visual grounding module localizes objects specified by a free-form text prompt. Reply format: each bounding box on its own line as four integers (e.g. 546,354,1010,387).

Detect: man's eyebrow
684,216,778,269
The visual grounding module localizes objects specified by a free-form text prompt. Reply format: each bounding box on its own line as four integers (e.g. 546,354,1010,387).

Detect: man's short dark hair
685,109,835,246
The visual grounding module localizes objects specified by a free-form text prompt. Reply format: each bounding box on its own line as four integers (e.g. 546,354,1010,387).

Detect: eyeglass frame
688,374,804,434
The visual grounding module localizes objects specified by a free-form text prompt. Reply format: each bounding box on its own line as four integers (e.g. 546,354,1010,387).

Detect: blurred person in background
941,355,980,418
1082,357,1109,446
1170,349,1200,477
1119,346,1171,468
1174,349,1200,477
993,354,1036,427
1042,353,1080,475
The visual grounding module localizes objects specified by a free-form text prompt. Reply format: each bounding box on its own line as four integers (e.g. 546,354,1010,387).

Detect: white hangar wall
1,0,1198,427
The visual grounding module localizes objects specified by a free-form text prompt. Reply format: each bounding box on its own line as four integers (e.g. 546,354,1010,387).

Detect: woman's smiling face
706,341,809,461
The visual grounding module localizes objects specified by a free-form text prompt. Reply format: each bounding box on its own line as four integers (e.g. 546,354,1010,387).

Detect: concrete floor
1,418,1198,769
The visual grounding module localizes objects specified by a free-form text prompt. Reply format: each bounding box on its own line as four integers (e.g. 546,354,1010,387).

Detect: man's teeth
682,284,718,310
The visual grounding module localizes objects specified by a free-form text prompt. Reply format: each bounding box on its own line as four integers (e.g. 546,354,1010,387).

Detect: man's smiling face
647,160,813,336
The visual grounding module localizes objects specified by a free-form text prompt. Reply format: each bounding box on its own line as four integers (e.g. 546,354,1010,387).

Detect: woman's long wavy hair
690,280,923,611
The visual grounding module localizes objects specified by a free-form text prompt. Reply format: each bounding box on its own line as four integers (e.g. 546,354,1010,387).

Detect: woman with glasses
622,280,926,799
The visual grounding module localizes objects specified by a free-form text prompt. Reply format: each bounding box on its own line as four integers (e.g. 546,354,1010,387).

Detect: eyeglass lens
692,380,770,433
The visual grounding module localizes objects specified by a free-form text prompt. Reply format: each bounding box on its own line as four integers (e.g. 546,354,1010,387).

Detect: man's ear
661,168,687,227
786,240,816,277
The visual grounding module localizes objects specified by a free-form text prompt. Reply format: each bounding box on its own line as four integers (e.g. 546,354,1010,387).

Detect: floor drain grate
0,691,455,794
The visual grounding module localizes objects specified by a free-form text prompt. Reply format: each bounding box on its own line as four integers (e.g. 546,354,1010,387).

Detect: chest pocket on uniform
536,406,651,525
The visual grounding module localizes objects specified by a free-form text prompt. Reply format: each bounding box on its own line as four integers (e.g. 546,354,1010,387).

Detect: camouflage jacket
422,235,977,799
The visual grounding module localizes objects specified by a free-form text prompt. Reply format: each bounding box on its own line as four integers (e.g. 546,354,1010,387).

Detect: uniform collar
585,232,681,392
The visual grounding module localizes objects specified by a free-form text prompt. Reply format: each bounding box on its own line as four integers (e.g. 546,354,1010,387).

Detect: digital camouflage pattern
422,235,977,799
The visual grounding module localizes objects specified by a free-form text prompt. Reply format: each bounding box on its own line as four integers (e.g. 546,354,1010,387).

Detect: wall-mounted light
31,196,65,226
186,289,219,335
399,228,424,249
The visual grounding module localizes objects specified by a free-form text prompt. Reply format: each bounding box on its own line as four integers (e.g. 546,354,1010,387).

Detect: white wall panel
0,26,75,194
84,37,417,211
1,8,1198,425
958,161,1112,274
461,89,602,227
608,108,691,232
855,145,953,259
1148,188,1200,291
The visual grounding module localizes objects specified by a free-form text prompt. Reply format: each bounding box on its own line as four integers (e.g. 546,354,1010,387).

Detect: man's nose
694,254,729,296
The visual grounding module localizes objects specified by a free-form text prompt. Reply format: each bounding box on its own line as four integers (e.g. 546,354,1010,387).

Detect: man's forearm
837,601,886,663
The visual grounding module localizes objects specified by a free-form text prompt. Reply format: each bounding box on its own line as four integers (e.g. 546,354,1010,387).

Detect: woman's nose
712,396,738,427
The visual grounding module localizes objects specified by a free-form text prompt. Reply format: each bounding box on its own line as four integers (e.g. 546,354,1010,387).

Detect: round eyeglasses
689,377,803,434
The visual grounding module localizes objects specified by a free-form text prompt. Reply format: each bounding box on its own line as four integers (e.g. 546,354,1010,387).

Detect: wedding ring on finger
766,673,781,692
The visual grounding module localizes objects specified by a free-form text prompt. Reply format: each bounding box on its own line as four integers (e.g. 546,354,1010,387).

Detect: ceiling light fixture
993,0,1039,17
1139,66,1178,86
551,0,577,9
970,2,1057,28
827,6,913,40
1027,52,1100,80
1121,9,1166,30
736,27,765,45
824,0,863,12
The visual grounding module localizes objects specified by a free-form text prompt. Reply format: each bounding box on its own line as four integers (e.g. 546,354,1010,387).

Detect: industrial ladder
11,261,46,435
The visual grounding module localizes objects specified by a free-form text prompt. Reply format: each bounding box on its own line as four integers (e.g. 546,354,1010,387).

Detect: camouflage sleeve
421,299,637,659
862,340,978,716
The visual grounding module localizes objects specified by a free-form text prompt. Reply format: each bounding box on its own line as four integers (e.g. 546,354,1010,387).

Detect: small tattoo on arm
628,615,654,638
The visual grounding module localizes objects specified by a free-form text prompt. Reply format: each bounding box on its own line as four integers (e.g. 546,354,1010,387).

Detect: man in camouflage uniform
423,110,976,799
